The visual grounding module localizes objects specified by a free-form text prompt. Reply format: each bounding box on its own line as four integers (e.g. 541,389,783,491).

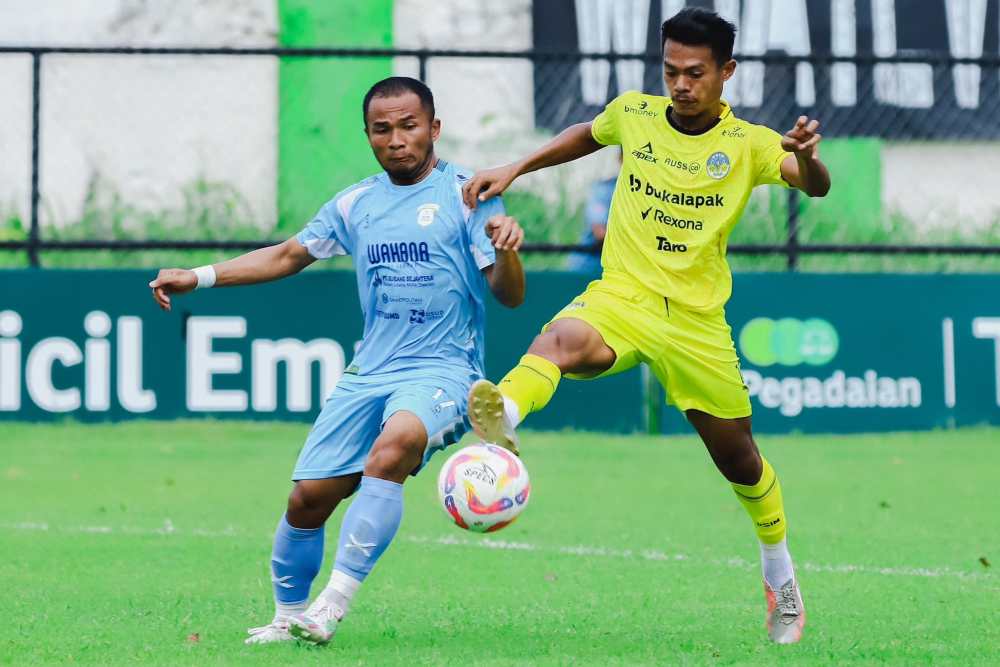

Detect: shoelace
777,585,800,618
247,621,289,636
309,600,343,624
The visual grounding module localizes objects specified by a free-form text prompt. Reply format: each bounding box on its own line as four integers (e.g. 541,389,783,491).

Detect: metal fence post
418,54,427,82
786,188,799,271
28,51,42,268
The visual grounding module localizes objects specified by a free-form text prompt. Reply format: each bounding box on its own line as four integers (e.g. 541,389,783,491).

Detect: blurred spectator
567,151,621,274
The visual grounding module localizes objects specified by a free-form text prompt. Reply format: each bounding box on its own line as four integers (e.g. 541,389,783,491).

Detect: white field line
1,521,993,584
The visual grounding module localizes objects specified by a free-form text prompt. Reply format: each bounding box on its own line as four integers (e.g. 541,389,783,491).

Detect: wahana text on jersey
367,241,431,264
645,183,724,209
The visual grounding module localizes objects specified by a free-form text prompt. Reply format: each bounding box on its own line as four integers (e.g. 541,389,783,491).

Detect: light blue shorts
292,369,473,480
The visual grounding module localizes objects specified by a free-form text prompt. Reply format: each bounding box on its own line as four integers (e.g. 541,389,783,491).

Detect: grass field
1,422,997,666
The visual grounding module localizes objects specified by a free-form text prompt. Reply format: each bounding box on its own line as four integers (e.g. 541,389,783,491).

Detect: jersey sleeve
466,195,504,270
296,194,354,259
750,125,792,188
590,94,627,146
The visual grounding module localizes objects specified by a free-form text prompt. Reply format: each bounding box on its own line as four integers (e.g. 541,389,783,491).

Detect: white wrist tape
192,265,217,289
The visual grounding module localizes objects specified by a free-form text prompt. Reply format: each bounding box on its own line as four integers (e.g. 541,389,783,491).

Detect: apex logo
629,174,642,192
631,141,657,163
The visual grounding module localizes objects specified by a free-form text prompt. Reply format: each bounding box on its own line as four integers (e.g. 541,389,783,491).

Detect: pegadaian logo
738,317,924,416
738,317,839,367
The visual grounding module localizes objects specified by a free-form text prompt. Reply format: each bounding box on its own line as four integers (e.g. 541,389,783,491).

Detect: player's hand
462,164,519,209
485,215,524,252
782,116,822,158
148,268,197,312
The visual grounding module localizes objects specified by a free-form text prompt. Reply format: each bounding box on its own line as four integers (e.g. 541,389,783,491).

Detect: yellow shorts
546,271,751,419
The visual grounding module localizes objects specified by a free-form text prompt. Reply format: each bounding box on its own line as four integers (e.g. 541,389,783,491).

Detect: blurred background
1,0,999,433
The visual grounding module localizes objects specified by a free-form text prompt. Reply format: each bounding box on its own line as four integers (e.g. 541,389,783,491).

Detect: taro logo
739,318,839,367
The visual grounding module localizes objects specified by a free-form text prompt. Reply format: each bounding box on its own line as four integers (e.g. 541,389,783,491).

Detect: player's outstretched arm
779,115,832,197
148,237,315,311
482,215,525,308
462,122,604,209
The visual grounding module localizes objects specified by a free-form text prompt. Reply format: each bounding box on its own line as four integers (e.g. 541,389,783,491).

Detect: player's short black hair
362,76,435,125
660,7,737,66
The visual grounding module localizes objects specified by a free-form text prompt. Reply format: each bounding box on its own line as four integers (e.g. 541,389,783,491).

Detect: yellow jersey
591,90,791,312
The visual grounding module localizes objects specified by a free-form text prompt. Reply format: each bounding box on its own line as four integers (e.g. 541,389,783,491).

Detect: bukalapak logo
738,317,922,417
631,141,657,163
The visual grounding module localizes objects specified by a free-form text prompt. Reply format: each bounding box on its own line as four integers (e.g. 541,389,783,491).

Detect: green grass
1,422,997,665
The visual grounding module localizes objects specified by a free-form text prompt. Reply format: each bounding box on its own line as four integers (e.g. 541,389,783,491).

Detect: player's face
662,40,736,118
365,92,441,182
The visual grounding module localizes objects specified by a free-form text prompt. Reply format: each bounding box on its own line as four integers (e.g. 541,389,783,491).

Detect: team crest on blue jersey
706,152,731,180
417,203,440,227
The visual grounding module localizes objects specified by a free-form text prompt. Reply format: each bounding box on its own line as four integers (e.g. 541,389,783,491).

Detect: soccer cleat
287,596,344,646
244,619,294,645
764,578,806,644
467,379,520,456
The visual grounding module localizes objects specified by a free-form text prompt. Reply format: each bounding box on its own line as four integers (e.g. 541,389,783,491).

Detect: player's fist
485,215,524,252
148,268,197,312
782,116,822,158
462,164,519,209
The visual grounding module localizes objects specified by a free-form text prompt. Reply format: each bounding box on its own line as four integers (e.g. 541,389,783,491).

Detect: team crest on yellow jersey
706,151,732,180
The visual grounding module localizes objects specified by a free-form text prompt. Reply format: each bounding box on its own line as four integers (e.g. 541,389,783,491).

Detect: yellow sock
732,457,787,544
498,354,562,421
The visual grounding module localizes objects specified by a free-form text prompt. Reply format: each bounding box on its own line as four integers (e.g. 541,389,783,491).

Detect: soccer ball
437,443,531,533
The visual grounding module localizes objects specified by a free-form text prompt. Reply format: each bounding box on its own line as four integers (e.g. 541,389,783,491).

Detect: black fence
2,45,999,270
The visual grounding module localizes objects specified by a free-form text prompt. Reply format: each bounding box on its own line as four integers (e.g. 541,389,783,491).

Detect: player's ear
431,117,442,142
721,59,737,82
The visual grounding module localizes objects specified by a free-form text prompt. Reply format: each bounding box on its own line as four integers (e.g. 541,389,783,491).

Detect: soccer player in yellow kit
461,8,830,644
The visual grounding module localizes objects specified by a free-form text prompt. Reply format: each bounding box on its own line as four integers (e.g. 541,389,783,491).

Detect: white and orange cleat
288,594,345,646
764,578,806,644
244,618,294,645
467,379,520,456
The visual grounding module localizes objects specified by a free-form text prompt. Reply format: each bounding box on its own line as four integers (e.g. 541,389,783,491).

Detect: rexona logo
624,99,656,117
641,206,704,231
738,317,922,417
631,141,657,163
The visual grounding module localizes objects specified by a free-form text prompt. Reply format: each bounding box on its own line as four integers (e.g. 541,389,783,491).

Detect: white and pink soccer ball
437,443,531,533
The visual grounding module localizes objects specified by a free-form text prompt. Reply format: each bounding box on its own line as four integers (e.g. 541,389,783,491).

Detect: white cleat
467,379,520,456
764,578,806,644
244,618,294,645
288,595,344,646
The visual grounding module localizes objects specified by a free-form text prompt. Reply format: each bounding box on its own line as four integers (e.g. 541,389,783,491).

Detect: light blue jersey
291,159,503,481
296,159,502,378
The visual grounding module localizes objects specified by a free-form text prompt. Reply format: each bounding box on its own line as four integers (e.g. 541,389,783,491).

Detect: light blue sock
332,476,404,582
270,514,324,611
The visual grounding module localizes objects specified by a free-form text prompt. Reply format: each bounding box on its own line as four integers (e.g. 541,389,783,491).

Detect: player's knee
715,437,762,484
286,483,327,526
528,329,587,371
365,434,425,481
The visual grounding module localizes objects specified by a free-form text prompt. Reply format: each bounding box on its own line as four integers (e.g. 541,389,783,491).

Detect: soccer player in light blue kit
149,77,526,646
